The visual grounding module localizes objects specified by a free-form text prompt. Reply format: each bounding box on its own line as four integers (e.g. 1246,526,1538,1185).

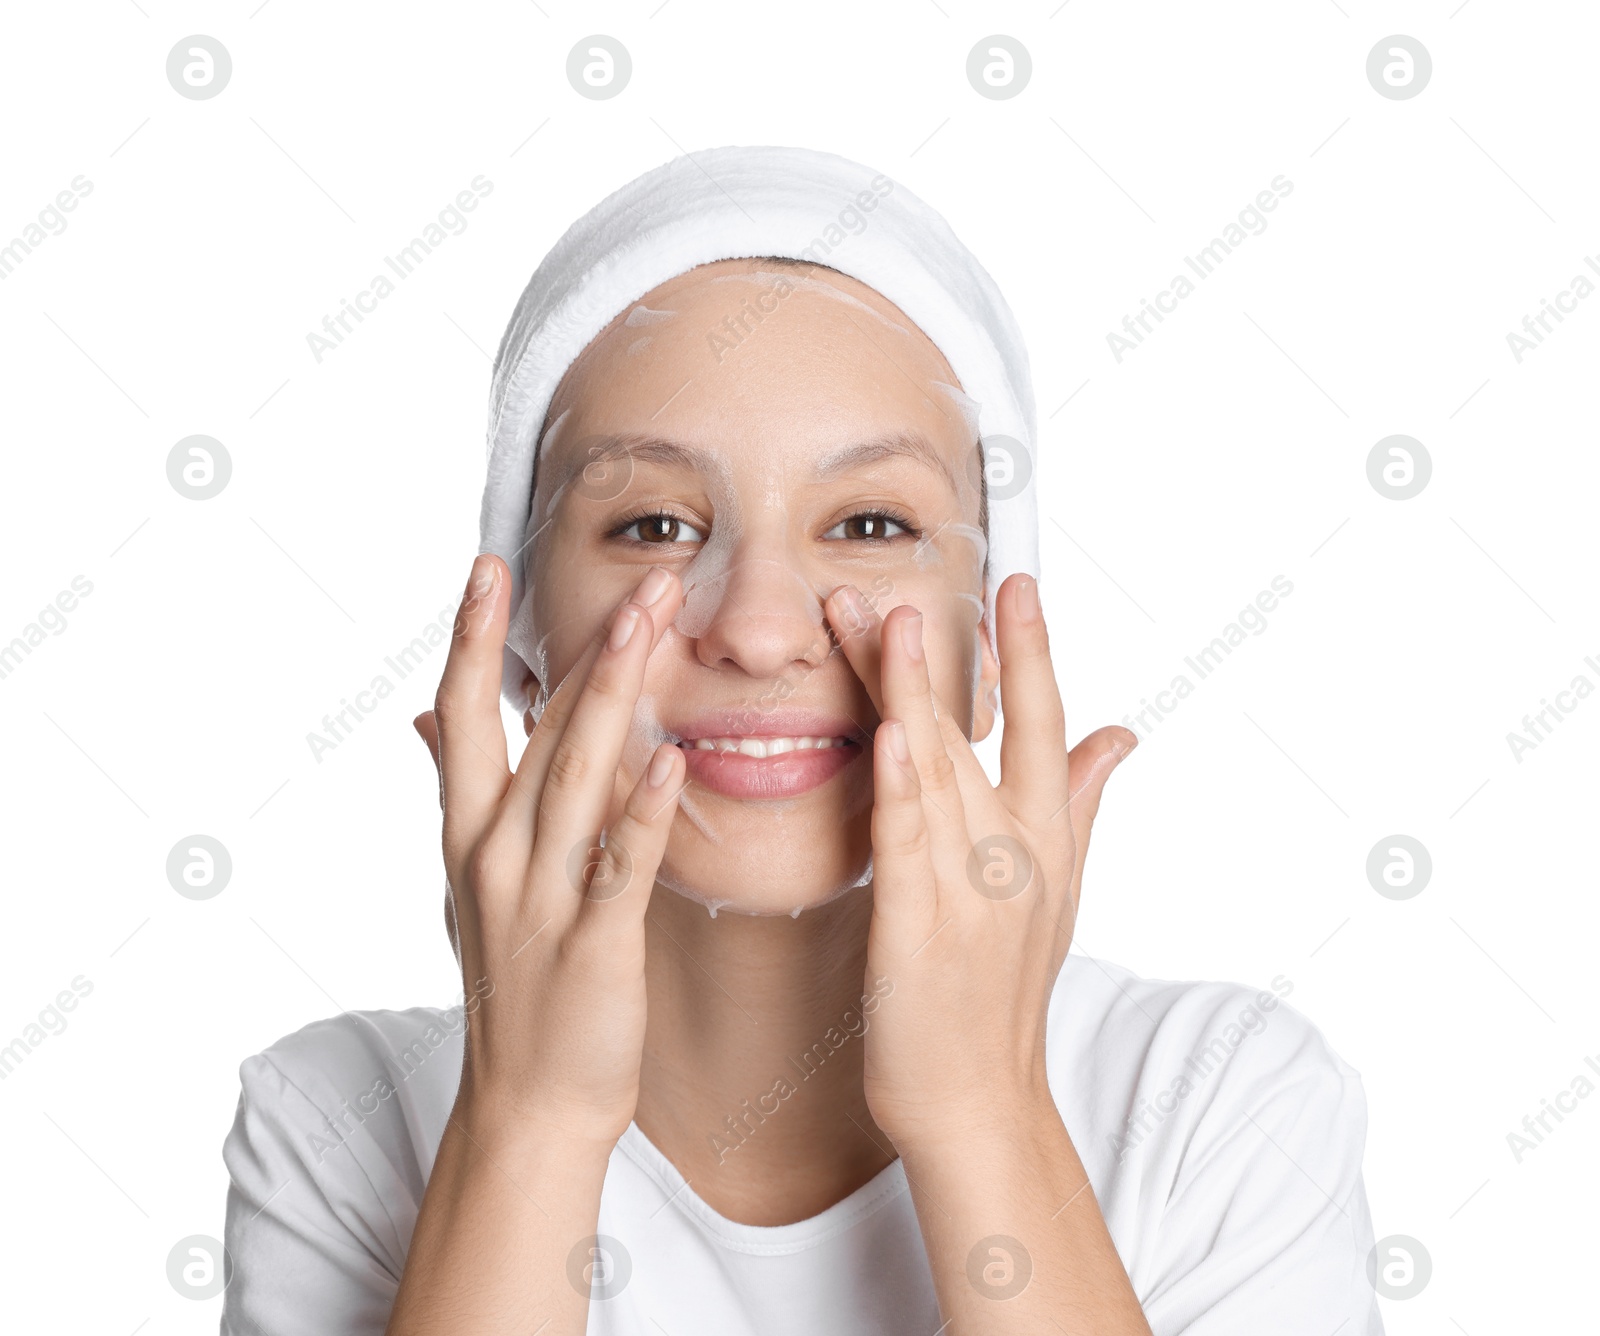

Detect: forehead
538,258,978,484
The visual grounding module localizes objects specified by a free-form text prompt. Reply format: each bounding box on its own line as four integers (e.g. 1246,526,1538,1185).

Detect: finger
497,566,681,883
507,566,681,810
433,554,512,848
877,602,969,836
413,711,443,809
992,573,1073,831
415,707,466,967
570,743,684,941
875,602,1000,925
868,719,940,942
823,583,887,719
823,584,987,795
1060,725,1136,912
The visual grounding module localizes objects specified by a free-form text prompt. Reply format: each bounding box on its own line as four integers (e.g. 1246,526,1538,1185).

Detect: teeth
688,735,851,758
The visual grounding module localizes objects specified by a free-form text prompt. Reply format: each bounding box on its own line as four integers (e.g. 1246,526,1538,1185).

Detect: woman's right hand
412,553,685,1150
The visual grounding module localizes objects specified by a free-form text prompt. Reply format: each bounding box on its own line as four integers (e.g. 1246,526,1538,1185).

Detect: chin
655,808,874,917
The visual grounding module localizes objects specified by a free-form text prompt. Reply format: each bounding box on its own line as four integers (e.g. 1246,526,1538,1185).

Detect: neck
634,881,896,1226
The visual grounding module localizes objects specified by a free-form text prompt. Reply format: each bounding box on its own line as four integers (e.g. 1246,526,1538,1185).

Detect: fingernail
456,556,498,638
900,611,924,663
636,565,672,607
648,745,676,788
1112,730,1139,760
883,719,910,763
1016,576,1040,623
609,605,641,650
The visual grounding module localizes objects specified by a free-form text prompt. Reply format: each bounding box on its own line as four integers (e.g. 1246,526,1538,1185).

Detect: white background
1,2,1594,1332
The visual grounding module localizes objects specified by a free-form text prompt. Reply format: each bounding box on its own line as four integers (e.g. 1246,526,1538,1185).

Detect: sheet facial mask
703,269,913,344
512,412,985,921
502,266,992,917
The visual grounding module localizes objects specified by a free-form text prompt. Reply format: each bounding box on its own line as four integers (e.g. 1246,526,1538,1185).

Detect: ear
969,617,1002,744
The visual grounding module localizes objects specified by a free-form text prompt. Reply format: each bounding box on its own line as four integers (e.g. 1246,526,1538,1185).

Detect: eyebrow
813,430,961,498
561,429,961,497
560,434,706,476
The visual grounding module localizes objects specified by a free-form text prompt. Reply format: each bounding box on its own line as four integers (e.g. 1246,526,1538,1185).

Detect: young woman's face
522,257,998,914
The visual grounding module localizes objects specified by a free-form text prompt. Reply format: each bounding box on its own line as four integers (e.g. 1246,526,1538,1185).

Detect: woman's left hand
824,572,1136,1149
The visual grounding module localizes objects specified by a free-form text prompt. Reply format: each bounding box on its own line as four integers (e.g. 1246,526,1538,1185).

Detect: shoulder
219,1007,465,1332
1046,954,1367,1176
225,1004,465,1192
243,1003,468,1088
1049,953,1356,1080
1048,959,1382,1331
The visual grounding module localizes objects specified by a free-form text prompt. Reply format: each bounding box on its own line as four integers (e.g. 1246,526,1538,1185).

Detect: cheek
850,523,985,615
871,580,985,718
927,611,984,716
526,596,593,690
527,549,630,674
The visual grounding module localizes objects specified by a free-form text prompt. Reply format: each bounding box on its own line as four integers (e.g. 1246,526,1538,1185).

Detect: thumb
1065,724,1137,831
1060,724,1137,918
413,711,443,805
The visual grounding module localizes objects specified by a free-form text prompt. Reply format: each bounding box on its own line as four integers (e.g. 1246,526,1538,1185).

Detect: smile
683,735,853,757
667,710,871,802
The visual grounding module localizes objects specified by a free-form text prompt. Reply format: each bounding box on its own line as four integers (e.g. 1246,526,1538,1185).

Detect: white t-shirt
219,955,1385,1334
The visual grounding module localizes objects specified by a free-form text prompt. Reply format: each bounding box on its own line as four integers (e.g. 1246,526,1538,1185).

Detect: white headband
479,143,1039,712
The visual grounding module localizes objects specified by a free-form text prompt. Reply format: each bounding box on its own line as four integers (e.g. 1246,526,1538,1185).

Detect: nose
687,552,834,680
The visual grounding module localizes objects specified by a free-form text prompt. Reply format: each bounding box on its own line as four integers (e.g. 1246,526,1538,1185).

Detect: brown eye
619,514,706,544
825,513,910,541
640,516,679,543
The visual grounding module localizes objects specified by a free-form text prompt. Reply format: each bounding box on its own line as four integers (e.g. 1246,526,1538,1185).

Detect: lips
667,707,872,801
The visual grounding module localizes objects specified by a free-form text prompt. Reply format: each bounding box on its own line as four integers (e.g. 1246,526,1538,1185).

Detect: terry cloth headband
479,143,1039,713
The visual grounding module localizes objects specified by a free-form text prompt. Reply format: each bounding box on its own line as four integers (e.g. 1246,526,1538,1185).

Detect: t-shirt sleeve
1136,1003,1386,1335
219,1051,403,1335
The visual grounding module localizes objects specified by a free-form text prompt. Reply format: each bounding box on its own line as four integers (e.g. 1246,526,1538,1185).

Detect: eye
615,512,707,544
822,510,915,542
